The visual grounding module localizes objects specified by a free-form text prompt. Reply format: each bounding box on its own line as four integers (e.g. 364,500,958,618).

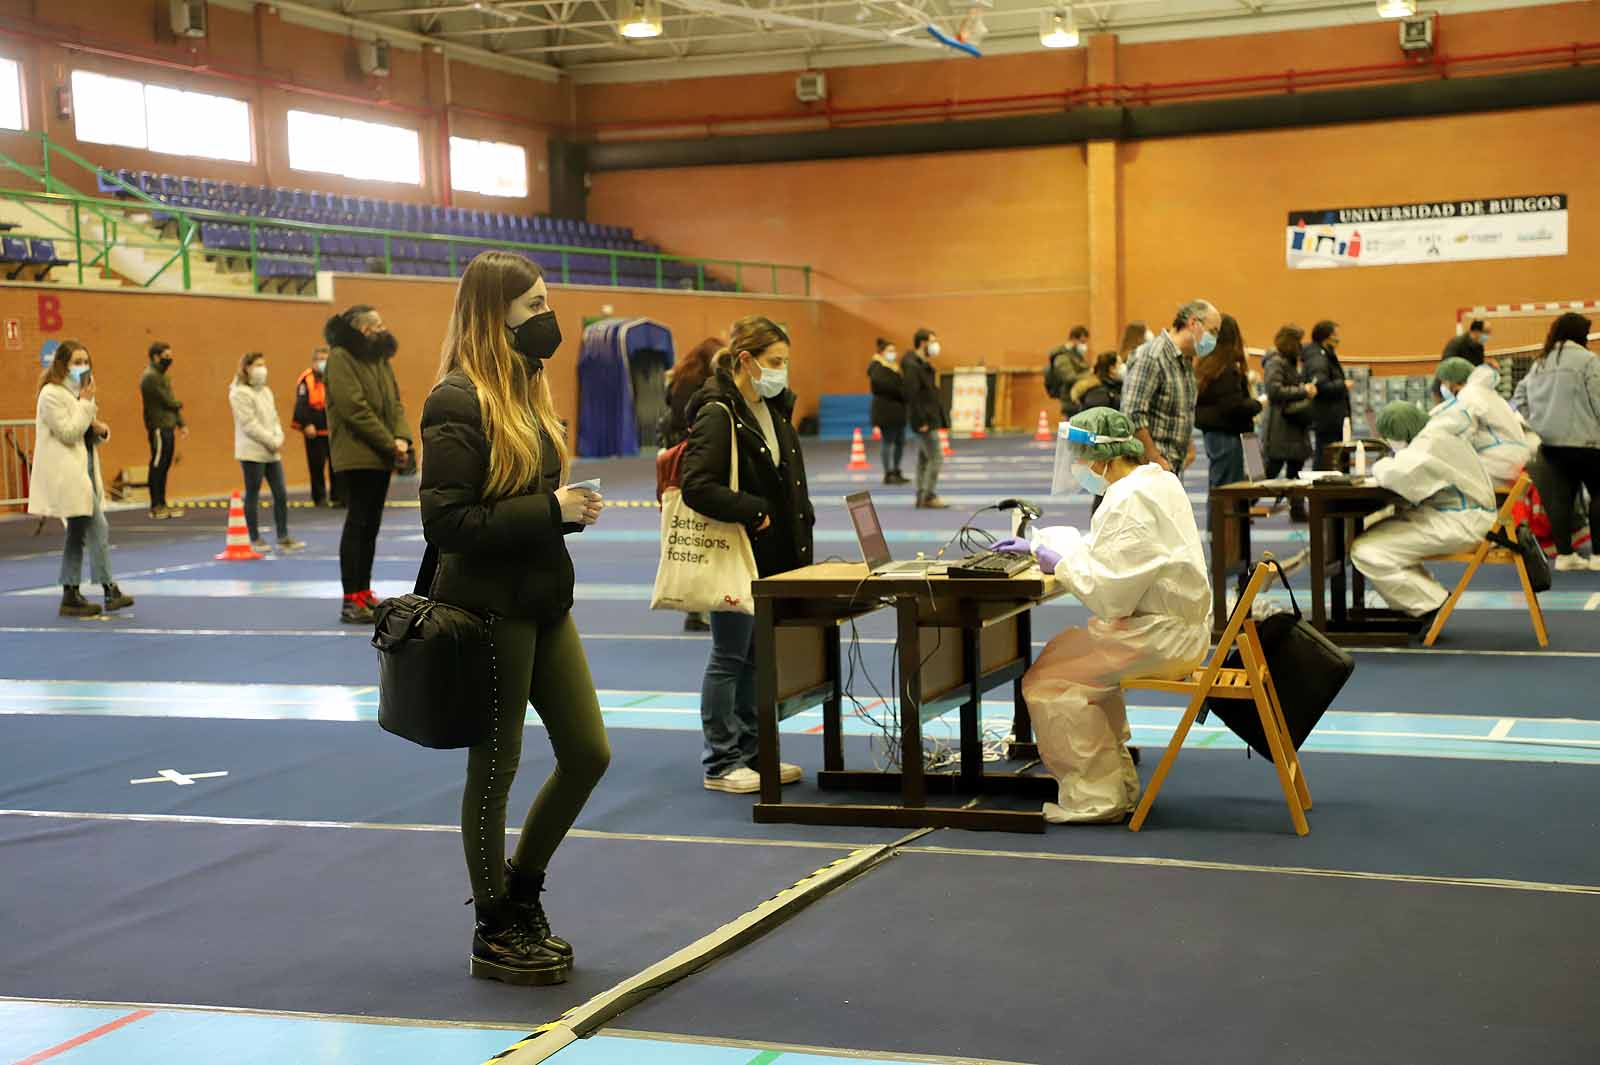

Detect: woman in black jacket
1194,314,1263,491
1261,324,1319,522
867,337,908,485
420,252,609,988
1070,351,1123,413
681,315,815,794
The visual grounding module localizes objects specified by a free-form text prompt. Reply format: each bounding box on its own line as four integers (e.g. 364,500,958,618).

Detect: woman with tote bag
680,316,816,794
418,251,609,988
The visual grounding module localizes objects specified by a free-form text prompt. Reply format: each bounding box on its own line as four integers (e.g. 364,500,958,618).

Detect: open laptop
845,491,947,575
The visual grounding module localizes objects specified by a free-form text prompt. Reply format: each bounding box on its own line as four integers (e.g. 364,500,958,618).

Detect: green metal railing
0,131,812,298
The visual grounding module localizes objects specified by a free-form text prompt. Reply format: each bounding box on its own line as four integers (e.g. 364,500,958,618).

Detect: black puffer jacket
419,371,582,623
901,351,948,432
681,370,815,579
1195,365,1263,435
867,358,907,432
1261,353,1314,462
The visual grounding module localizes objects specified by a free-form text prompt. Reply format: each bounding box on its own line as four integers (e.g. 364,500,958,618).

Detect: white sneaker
250,540,271,554
703,767,761,794
1555,553,1588,572
778,762,803,785
1590,555,1600,573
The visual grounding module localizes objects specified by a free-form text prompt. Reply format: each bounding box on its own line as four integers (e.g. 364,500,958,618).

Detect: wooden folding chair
1422,473,1548,648
1122,555,1312,835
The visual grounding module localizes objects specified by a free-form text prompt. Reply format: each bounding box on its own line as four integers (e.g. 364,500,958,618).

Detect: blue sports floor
3,433,1599,1065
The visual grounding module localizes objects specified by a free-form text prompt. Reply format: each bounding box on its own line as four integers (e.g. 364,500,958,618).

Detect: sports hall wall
0,280,819,498
584,2,1600,420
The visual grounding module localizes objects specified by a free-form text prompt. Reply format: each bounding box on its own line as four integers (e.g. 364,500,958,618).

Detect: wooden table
1210,480,1421,647
751,562,1064,833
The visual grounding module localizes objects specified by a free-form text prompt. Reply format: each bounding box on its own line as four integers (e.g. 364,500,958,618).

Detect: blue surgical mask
754,364,789,399
1072,461,1109,496
68,365,89,384
1195,330,1218,358
1438,383,1454,400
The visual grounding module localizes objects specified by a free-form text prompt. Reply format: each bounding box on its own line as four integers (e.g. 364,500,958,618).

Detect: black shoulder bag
1205,560,1355,762
372,545,497,749
1488,524,1551,594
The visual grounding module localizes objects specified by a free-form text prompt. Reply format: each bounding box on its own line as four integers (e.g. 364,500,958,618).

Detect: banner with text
1286,194,1567,269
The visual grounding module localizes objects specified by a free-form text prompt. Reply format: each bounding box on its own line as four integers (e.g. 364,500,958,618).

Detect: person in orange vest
291,346,343,507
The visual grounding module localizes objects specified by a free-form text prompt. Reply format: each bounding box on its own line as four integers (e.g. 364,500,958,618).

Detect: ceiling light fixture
1375,0,1416,17
1040,7,1079,48
617,0,663,38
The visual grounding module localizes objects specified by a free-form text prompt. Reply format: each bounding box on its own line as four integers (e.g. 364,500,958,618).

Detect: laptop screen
1241,432,1266,482
845,491,892,568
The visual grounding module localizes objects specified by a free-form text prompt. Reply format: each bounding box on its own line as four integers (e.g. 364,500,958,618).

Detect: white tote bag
651,403,760,615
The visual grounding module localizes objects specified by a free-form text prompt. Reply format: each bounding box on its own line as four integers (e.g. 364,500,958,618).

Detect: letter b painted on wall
37,293,62,332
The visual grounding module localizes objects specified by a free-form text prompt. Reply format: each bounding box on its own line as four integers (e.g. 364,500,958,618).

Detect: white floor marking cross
129,769,229,786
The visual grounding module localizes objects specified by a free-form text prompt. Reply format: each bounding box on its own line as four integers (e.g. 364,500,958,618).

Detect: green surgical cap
1066,406,1146,462
1376,401,1428,443
1436,357,1475,386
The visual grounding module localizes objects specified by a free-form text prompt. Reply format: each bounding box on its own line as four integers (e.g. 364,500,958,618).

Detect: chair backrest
1494,473,1533,534
1203,555,1277,675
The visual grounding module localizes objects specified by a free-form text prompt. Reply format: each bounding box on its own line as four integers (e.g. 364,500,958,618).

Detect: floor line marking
599,1029,1036,1065
129,769,228,786
0,625,1594,658
1488,719,1516,740
0,809,866,851
905,845,1600,896
743,1052,783,1065
0,995,533,1032
12,1008,153,1065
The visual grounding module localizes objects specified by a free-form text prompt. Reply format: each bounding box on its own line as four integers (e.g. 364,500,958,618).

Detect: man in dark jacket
1300,320,1351,470
291,346,343,507
138,341,187,519
901,327,949,509
1442,319,1494,368
1045,325,1091,418
325,305,412,623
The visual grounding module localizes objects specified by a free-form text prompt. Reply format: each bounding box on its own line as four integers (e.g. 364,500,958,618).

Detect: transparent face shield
1051,422,1136,495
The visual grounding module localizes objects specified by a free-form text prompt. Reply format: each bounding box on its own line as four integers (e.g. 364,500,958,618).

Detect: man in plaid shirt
1121,299,1219,473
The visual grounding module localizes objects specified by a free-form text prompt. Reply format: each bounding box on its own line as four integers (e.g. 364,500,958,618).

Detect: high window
449,136,528,199
70,71,251,162
287,109,422,185
0,58,23,131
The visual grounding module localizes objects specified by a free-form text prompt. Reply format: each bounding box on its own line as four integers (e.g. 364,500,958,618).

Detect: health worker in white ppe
1351,401,1496,620
1432,356,1533,489
992,407,1211,824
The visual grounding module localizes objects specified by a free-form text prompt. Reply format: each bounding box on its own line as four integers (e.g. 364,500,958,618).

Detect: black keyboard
945,551,1035,579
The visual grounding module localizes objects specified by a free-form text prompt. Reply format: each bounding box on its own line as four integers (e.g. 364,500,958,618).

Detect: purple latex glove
991,537,1033,555
1034,545,1063,575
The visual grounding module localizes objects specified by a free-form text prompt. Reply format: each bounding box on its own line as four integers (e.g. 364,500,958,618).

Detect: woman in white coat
1432,356,1533,490
993,407,1212,824
28,341,134,618
229,352,304,554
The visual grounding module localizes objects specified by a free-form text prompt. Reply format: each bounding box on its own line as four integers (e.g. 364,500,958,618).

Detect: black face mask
365,330,399,359
509,312,562,367
157,357,173,372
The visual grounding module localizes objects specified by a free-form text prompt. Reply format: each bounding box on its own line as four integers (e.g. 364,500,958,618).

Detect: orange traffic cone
1033,410,1053,443
939,427,954,457
846,427,871,471
871,425,882,442
970,421,988,440
214,490,263,561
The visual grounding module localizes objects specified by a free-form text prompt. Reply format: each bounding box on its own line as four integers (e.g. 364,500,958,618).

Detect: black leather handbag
372,546,497,749
1490,524,1552,594
1205,561,1355,762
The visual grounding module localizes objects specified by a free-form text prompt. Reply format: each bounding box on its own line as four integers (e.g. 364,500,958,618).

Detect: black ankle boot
470,899,569,986
506,861,574,964
59,586,101,618
103,584,135,612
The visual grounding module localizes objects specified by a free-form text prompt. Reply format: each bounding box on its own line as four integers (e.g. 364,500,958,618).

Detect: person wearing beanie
1431,356,1533,490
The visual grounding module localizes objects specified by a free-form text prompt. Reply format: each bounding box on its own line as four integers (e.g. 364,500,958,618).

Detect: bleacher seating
1,236,72,280
96,168,735,292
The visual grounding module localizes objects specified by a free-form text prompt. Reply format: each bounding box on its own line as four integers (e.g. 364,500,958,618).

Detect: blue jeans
241,460,289,543
1204,431,1246,490
880,427,905,475
700,611,758,777
60,489,112,588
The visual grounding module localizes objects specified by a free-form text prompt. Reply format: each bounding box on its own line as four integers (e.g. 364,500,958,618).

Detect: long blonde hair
436,252,569,499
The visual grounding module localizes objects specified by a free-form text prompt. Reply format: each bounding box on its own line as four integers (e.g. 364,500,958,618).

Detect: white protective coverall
1430,366,1534,489
1021,464,1212,823
1352,423,1496,616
